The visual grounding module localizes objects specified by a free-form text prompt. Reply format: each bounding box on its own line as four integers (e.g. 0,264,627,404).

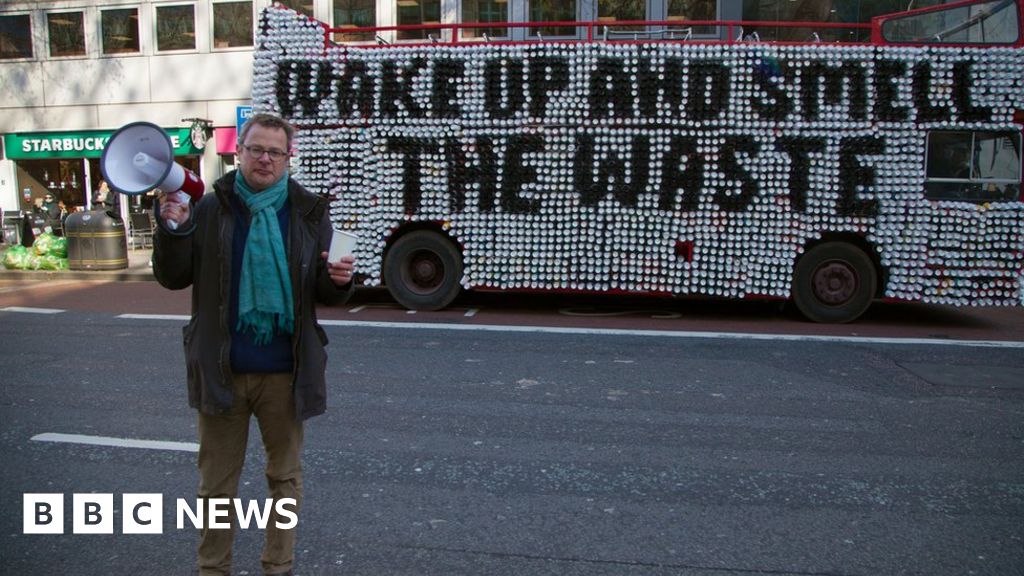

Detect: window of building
101,7,141,55
0,14,34,59
213,1,253,48
462,0,510,39
396,0,441,41
738,0,837,41
667,0,716,35
925,131,1021,202
277,0,315,18
332,0,376,42
530,0,577,38
156,4,196,52
599,0,645,22
17,159,88,214
48,11,86,58
597,0,645,34
881,0,1019,45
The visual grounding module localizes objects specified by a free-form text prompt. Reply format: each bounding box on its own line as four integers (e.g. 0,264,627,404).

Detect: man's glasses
241,144,289,161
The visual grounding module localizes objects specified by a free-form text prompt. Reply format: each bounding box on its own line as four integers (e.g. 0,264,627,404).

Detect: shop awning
215,127,237,155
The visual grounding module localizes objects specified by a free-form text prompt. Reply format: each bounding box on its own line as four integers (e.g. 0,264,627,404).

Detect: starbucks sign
3,127,201,160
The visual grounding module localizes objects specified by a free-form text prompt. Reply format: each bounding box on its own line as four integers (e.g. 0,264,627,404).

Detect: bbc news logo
23,494,297,534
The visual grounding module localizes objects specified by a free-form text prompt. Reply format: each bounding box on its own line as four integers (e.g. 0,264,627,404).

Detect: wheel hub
406,250,443,293
812,261,858,305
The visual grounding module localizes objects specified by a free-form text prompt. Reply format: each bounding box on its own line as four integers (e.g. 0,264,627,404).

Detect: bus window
974,132,1021,181
880,0,1020,45
927,132,973,179
926,130,1022,202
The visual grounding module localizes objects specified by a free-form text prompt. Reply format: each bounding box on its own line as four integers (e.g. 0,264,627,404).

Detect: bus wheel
383,230,463,311
792,242,877,323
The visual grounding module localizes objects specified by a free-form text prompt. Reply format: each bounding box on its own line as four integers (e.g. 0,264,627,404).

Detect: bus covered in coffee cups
253,0,1024,322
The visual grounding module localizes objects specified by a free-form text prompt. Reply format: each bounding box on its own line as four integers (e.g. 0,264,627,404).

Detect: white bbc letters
73,494,114,534
122,494,164,534
207,498,232,529
23,494,64,534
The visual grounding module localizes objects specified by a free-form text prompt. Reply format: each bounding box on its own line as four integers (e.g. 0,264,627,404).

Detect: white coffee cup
328,229,359,262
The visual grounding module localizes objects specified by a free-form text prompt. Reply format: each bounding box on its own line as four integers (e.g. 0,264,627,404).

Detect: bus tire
792,242,877,324
383,230,463,311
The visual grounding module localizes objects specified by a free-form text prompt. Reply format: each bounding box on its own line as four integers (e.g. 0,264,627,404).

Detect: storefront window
462,0,509,39
332,0,376,42
213,1,253,48
85,158,196,214
396,0,441,41
277,0,315,18
4,128,202,222
48,11,86,58
101,7,141,55
530,0,577,37
0,14,33,59
16,160,87,213
157,4,196,52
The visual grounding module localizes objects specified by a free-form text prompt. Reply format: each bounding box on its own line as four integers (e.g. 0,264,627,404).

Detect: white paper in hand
328,229,359,262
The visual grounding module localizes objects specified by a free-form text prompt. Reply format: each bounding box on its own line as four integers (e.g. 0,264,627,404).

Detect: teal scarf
235,171,294,345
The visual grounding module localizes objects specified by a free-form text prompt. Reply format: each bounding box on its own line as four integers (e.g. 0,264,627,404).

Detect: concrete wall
0,32,254,132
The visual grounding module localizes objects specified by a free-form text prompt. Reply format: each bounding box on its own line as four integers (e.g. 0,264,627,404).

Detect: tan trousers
196,372,303,576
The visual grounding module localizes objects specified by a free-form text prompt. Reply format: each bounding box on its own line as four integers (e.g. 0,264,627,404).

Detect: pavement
0,244,156,282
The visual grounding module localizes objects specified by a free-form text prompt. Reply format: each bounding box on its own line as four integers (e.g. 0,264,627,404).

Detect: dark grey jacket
153,171,352,421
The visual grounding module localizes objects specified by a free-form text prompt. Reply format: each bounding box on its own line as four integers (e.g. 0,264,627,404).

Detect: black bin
65,210,128,270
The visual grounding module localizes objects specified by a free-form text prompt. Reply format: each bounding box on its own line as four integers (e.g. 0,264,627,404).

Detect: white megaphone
101,121,205,229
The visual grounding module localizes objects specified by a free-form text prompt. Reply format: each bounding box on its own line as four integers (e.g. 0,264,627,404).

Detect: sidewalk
0,245,156,282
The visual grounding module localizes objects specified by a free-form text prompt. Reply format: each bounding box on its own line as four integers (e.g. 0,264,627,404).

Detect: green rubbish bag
3,245,31,269
47,236,67,258
37,254,69,271
33,233,64,257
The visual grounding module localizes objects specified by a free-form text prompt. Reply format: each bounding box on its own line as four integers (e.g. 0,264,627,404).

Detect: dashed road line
31,432,198,453
118,313,189,320
1,306,65,314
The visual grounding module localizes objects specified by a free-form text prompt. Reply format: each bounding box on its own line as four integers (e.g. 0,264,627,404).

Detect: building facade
0,0,939,217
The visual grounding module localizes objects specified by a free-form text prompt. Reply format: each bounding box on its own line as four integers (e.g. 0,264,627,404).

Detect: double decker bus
253,0,1024,322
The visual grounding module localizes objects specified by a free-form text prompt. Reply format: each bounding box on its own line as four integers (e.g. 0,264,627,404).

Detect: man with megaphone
151,112,356,576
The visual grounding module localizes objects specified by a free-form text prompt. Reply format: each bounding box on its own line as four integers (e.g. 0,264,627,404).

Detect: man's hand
324,253,356,286
159,192,191,229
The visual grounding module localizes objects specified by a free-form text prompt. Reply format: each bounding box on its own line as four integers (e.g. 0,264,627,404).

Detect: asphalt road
1,299,1023,575
2,276,1024,343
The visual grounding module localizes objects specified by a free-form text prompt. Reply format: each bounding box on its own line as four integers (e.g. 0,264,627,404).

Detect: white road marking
31,432,198,453
118,313,190,320
117,314,1024,349
316,320,1024,349
1,306,65,314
